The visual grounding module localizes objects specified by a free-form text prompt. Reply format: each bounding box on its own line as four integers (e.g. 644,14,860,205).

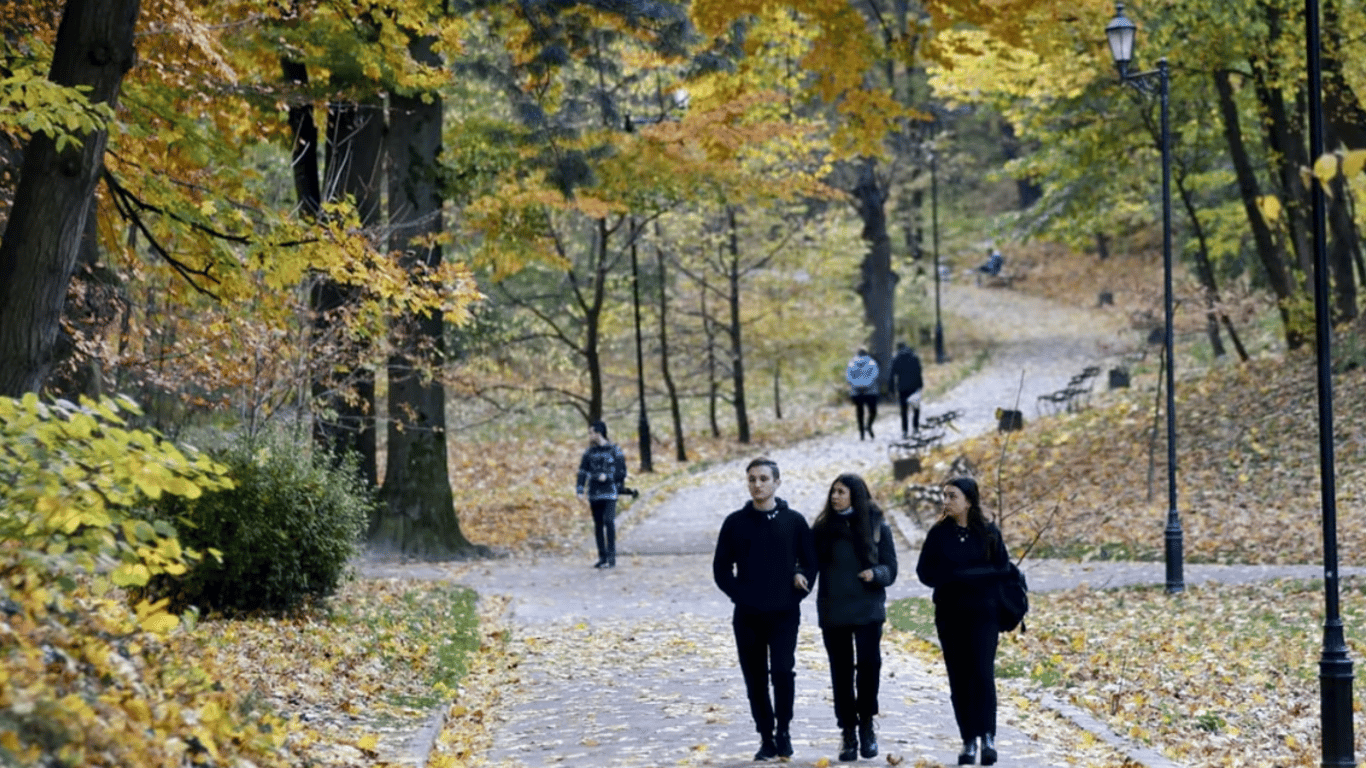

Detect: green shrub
152,432,372,613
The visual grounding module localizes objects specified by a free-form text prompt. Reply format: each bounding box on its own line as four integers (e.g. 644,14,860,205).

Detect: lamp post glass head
1106,3,1137,76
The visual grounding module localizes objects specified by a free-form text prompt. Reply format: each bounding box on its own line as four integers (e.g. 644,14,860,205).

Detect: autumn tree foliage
921,0,1366,350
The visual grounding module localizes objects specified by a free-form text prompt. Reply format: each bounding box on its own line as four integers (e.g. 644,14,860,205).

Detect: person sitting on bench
976,248,1005,277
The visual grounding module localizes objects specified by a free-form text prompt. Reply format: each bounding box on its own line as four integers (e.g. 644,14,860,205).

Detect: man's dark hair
590,420,608,439
746,457,780,481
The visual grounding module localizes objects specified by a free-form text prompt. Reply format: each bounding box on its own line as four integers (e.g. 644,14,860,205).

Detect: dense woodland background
4,2,1366,766
3,0,1365,560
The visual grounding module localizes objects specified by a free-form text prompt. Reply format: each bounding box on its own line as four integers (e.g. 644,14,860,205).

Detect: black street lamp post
1105,2,1183,593
629,217,653,473
931,151,946,364
1304,1,1355,764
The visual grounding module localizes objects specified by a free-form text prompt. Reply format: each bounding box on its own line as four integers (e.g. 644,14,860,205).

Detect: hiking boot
838,727,858,762
754,735,779,761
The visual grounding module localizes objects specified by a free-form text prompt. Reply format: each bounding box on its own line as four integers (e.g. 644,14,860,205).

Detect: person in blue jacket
845,349,880,440
812,473,897,762
915,477,1011,766
713,457,818,762
575,420,627,568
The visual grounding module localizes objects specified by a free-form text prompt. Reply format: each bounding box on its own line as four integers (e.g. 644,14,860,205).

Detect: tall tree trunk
851,158,896,388
1214,69,1306,350
312,95,384,485
726,207,750,444
654,237,686,462
0,0,139,396
372,35,481,559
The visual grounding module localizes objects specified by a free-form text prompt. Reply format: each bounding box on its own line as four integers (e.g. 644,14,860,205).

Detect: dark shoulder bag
997,561,1029,633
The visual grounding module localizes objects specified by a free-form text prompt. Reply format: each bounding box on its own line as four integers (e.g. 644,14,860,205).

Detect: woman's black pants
821,621,884,728
935,612,999,740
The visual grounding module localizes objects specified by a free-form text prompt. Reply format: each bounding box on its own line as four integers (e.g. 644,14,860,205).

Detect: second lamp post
1105,2,1183,594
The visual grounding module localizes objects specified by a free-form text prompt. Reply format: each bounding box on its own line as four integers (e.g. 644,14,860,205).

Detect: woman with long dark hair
915,477,1011,765
811,473,897,762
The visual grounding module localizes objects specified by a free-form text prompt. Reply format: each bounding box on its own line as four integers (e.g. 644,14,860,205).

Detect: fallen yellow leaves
895,577,1366,767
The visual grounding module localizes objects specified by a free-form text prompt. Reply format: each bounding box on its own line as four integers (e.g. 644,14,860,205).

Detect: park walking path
361,281,1354,767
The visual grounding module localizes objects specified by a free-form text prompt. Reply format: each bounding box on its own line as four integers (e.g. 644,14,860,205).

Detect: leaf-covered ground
17,244,1364,767
890,577,1366,767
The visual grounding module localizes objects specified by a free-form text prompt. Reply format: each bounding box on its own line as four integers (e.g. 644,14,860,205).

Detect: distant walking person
812,473,897,762
845,349,880,440
576,420,626,569
713,458,818,761
890,342,924,437
977,248,1005,277
915,477,1012,765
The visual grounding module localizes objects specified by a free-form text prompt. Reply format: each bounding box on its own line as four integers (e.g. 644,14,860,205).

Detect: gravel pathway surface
359,282,1357,767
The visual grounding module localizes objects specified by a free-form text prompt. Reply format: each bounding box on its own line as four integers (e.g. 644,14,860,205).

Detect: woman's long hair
813,473,881,566
942,476,999,557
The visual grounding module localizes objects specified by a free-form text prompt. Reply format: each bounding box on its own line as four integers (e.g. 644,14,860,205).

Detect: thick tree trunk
311,95,384,485
1213,69,1306,350
281,59,321,219
374,38,481,558
0,0,139,396
851,158,896,388
726,207,750,444
46,210,119,398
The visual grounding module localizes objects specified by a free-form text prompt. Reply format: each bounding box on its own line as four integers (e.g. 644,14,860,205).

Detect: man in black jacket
890,342,924,437
713,458,818,761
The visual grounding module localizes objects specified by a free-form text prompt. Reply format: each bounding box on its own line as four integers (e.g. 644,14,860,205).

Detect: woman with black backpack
915,477,1011,765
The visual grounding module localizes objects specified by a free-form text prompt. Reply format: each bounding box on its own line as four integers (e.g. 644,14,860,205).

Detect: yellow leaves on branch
0,64,114,149
0,393,229,587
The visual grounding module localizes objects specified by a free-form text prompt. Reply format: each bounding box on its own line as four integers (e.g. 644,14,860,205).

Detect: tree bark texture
852,159,896,388
375,37,479,558
310,95,384,485
0,0,139,396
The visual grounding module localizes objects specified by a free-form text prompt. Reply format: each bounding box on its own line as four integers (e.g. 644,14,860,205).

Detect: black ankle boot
858,720,877,758
754,734,779,761
838,727,858,762
980,732,997,765
957,736,978,765
775,729,793,758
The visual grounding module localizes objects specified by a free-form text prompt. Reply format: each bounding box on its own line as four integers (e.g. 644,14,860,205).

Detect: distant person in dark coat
915,477,1012,766
890,342,924,437
713,457,818,762
575,420,627,568
845,349,880,440
812,473,897,762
